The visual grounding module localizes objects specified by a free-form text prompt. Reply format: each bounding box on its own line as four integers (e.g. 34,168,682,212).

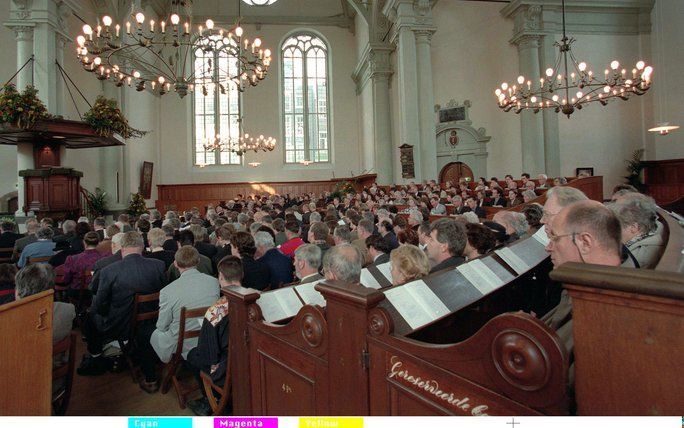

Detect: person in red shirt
278,221,304,257
62,231,107,293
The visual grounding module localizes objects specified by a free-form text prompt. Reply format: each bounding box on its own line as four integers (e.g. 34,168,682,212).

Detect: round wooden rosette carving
490,329,550,393
247,304,262,322
368,308,392,336
301,312,324,348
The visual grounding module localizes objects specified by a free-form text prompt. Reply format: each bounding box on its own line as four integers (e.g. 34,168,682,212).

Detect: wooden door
439,162,474,184
0,289,53,415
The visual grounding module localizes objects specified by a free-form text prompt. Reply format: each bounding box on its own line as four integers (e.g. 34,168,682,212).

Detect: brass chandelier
495,0,653,118
203,133,276,156
75,0,272,98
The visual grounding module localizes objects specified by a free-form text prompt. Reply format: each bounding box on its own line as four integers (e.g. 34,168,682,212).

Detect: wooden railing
155,174,377,214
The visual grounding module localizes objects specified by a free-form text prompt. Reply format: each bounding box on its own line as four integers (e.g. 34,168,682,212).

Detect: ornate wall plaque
399,144,415,179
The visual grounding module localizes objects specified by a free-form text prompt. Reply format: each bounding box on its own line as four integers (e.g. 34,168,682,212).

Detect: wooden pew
0,289,54,415
550,264,684,415
225,228,562,415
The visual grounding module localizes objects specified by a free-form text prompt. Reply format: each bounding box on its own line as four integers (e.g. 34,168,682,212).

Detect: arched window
193,36,241,166
282,33,330,163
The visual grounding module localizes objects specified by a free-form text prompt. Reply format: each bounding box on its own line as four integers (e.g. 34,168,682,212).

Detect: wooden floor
67,331,195,416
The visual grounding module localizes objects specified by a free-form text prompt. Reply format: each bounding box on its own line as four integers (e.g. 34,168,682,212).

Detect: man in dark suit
78,231,166,376
0,220,22,248
93,217,107,242
465,196,486,219
89,232,124,295
255,231,293,289
489,187,507,207
212,226,233,267
426,218,466,273
190,224,217,260
12,218,39,262
366,235,391,266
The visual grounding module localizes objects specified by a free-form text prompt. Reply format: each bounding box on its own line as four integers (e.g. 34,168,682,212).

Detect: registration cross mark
506,418,520,428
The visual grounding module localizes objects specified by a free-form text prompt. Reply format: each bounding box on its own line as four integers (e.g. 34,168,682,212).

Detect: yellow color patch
299,418,363,428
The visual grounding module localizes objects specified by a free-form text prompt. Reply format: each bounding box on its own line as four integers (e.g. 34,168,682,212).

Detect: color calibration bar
0,416,680,428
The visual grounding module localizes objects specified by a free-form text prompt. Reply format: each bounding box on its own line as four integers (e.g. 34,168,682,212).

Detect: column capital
352,43,394,94
7,24,34,41
382,0,435,45
514,34,541,51
414,28,436,44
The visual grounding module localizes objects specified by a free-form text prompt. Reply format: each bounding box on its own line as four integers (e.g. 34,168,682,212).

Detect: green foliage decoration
624,149,646,192
0,84,50,129
84,96,147,139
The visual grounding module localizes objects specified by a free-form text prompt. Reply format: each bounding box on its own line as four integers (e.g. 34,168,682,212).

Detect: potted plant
624,149,646,192
84,187,108,218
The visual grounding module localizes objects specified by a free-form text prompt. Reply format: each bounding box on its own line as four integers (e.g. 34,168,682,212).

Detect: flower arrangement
127,192,148,216
84,96,147,139
330,180,356,200
0,84,50,129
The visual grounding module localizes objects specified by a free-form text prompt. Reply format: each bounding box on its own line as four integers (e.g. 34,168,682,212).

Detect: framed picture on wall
140,161,154,199
575,167,594,177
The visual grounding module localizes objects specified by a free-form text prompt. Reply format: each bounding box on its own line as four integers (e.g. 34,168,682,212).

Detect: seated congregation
0,172,678,416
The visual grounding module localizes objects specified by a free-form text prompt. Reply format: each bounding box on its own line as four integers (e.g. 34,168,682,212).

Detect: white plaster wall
59,12,107,197
158,23,361,185
430,1,522,179
389,50,402,183
650,0,684,160
0,3,20,203
556,33,652,195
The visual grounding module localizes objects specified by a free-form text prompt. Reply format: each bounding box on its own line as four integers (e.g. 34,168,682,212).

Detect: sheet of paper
376,262,393,282
384,287,434,330
384,280,450,330
257,288,303,323
360,268,382,289
338,219,346,226
295,281,326,307
532,225,550,246
495,247,530,275
457,260,502,294
404,280,450,321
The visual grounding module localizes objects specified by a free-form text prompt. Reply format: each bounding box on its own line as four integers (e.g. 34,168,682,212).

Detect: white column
395,25,422,181
516,35,545,175
32,23,57,112
540,35,561,176
372,73,393,184
415,30,437,181
100,84,127,210
13,25,35,217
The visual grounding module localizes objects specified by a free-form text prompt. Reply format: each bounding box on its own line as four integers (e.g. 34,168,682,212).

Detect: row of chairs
123,293,231,415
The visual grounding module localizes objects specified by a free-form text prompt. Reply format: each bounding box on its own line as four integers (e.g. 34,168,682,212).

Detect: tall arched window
193,36,241,166
282,34,330,163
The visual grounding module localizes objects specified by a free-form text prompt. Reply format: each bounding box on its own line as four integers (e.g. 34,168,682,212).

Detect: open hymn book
384,280,450,330
257,281,328,323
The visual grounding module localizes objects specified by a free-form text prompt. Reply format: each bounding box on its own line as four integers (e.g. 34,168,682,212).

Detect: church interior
0,0,682,418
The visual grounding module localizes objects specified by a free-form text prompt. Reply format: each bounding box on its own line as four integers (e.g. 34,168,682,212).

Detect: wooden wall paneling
0,289,54,415
643,159,684,205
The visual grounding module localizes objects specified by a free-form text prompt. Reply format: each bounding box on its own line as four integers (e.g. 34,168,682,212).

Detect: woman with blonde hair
389,244,430,286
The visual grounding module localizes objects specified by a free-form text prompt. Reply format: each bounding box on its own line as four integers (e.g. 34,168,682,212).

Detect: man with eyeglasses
540,186,588,236
543,200,622,385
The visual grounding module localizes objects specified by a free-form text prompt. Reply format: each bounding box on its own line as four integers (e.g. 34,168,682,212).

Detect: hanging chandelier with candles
495,0,653,118
75,0,272,98
203,133,276,156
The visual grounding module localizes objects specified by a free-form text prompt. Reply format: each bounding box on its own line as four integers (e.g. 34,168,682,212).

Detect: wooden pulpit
19,167,83,219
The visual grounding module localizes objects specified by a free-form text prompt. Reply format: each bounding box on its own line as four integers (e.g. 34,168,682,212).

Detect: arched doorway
439,161,473,184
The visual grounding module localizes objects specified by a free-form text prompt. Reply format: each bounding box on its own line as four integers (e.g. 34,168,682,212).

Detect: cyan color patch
128,417,193,428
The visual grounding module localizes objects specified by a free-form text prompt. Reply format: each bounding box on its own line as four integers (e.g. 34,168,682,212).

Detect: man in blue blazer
254,231,293,289
78,231,166,376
